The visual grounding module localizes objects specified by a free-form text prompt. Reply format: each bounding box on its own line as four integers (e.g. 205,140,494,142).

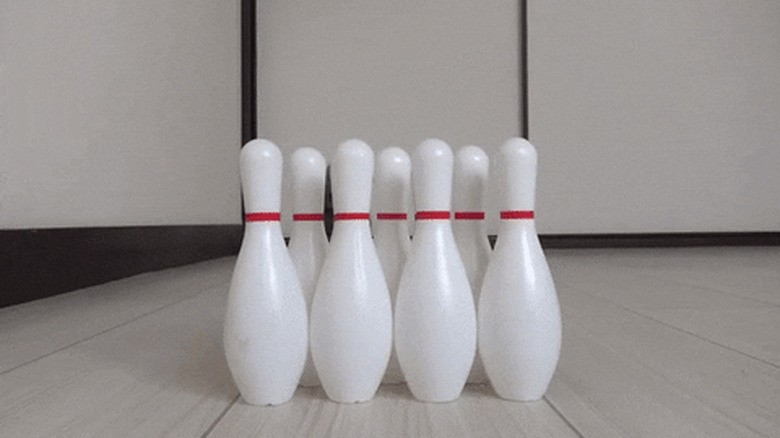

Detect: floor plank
556,284,779,437
558,268,764,311
549,313,766,437
0,280,237,437
657,270,779,306
0,257,234,373
208,384,578,438
552,247,780,306
1,247,778,437
644,308,780,367
550,248,780,366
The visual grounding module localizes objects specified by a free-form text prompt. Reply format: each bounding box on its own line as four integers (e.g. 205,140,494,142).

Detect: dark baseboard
539,232,780,248
536,232,780,249
1,225,243,308
485,233,780,248
487,232,780,249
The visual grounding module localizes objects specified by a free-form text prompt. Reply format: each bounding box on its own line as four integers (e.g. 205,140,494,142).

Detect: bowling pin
479,138,562,401
453,145,491,384
395,139,477,403
310,139,393,403
373,147,412,384
224,139,308,406
288,147,328,387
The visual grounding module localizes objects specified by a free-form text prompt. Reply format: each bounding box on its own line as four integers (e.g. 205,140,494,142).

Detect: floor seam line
543,395,585,438
0,282,224,376
562,314,775,437
636,271,780,308
562,281,779,369
201,394,240,438
622,306,779,369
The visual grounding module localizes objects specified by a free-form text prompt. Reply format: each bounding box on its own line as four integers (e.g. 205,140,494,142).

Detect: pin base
240,383,298,406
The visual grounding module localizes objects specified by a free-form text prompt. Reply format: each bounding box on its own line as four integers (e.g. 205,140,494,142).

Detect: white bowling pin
288,147,328,387
479,138,562,401
310,139,393,403
373,147,412,384
453,145,491,384
224,139,308,406
395,139,477,403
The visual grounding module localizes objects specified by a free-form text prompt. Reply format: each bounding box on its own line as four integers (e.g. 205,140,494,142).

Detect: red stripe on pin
415,211,451,220
293,213,324,221
333,212,370,221
377,213,407,220
245,212,281,222
454,211,485,220
500,210,534,220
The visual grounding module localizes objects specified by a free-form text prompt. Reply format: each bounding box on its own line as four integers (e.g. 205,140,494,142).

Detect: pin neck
415,210,451,220
293,213,324,221
333,212,370,221
454,211,485,220
500,210,534,220
245,212,281,222
376,212,407,220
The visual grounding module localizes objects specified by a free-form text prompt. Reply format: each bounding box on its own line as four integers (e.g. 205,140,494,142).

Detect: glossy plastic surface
288,147,328,387
395,139,476,402
224,140,307,405
310,140,392,403
453,145,491,383
412,139,453,211
479,138,561,401
373,147,412,384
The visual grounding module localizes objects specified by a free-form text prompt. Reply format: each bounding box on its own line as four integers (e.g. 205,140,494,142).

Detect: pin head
375,147,412,213
413,139,453,212
291,147,327,213
332,139,374,214
241,139,283,213
497,138,537,211
453,145,489,212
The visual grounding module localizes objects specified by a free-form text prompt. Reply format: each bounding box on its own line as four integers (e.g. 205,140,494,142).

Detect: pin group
223,137,562,406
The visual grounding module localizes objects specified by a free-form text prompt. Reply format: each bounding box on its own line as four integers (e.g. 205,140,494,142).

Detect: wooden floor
1,247,778,437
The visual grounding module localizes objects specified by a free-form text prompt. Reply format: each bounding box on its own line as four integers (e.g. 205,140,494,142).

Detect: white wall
259,1,780,235
529,0,780,233
1,0,242,228
10,2,774,234
256,0,520,234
